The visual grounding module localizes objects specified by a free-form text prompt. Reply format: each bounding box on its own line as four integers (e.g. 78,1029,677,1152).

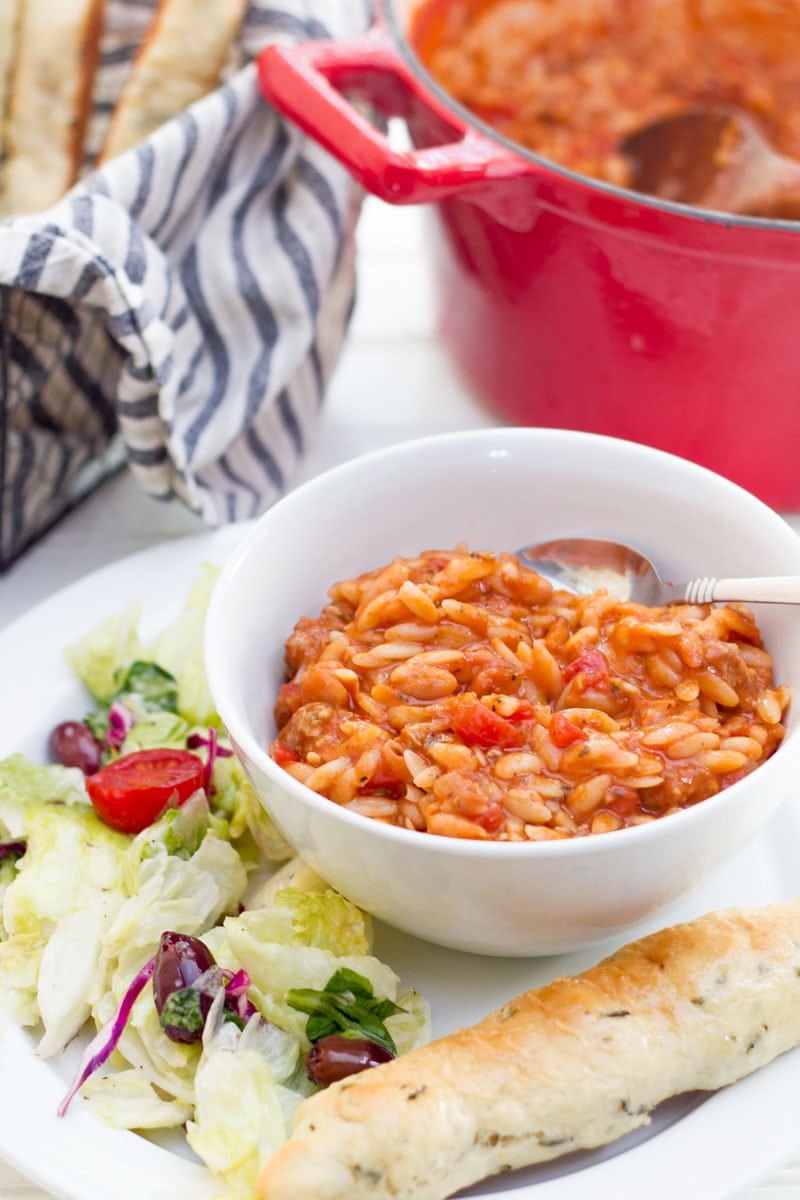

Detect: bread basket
0,0,370,569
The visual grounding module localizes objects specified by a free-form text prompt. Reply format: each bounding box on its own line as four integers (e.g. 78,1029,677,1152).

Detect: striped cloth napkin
0,0,369,568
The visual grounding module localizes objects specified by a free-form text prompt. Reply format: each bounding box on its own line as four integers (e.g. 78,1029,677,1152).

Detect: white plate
1,526,799,1200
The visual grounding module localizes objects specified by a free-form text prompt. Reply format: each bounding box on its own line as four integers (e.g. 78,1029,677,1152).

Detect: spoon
620,108,800,220
517,537,800,606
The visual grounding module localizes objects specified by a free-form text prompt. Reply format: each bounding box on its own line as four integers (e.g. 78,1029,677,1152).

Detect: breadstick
99,0,247,162
0,0,22,167
258,899,800,1200
0,0,105,216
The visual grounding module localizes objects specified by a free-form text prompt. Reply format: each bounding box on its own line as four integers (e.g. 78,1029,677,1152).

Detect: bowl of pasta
206,427,800,955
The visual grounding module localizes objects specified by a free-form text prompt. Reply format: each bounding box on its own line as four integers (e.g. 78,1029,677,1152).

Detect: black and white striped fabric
0,0,370,567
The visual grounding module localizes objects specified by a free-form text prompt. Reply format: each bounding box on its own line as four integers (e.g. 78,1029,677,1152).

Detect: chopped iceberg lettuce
3,798,128,940
261,887,373,956
0,849,21,928
247,856,330,909
151,565,220,727
0,754,88,838
66,607,144,701
99,833,247,993
119,710,191,754
186,1004,288,1198
0,758,129,1032
0,932,44,1027
210,753,292,864
37,898,125,1057
387,985,433,1056
127,792,221,869
81,1069,193,1129
222,898,400,1046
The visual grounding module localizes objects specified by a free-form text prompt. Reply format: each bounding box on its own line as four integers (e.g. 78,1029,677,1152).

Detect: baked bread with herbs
259,898,800,1200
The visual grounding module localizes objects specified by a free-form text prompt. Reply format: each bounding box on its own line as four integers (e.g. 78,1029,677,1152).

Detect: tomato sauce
409,0,800,188
271,548,789,841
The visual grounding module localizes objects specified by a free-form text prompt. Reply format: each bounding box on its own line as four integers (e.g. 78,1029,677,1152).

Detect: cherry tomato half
86,748,205,834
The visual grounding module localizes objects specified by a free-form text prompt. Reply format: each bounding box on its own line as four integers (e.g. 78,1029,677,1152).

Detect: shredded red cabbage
224,969,257,1022
186,728,233,792
179,964,256,1025
57,956,155,1117
58,948,256,1115
224,968,251,997
106,701,134,751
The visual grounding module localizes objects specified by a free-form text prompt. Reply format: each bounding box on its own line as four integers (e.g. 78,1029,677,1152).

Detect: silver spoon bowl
517,537,800,606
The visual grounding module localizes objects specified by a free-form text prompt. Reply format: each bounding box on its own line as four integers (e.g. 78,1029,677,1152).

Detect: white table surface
1,197,800,1199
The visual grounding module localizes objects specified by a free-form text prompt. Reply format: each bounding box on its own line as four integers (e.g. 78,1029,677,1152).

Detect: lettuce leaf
210,753,291,864
0,932,44,1027
120,710,191,754
98,833,248,995
0,754,88,839
247,856,330,910
222,898,398,1045
227,888,372,958
37,897,125,1057
81,1069,193,1129
64,565,219,741
126,791,221,869
387,986,433,1057
4,800,127,941
151,565,220,727
66,607,143,701
0,758,129,1036
79,830,249,1107
186,998,289,1197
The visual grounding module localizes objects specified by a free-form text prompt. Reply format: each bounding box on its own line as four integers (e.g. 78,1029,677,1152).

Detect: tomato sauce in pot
409,0,800,189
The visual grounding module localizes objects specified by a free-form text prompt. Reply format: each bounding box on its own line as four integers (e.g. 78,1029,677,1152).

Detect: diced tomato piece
605,785,641,819
272,740,301,768
450,702,526,749
86,748,205,834
549,712,587,748
562,649,610,691
473,802,506,833
360,766,406,799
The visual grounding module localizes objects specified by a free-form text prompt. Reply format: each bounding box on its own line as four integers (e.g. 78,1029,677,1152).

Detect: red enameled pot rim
380,0,800,238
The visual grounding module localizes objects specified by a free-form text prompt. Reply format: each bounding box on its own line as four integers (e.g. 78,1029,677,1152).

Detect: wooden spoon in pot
621,109,800,220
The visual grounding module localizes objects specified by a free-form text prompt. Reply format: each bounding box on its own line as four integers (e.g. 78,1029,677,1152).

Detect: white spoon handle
685,577,800,605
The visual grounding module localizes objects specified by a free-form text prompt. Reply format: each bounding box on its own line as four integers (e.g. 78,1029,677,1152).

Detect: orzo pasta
410,0,800,195
271,548,789,841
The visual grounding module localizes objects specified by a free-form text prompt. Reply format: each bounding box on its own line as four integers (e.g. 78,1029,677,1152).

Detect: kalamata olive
305,1034,394,1087
0,841,26,862
48,720,103,775
153,931,217,1043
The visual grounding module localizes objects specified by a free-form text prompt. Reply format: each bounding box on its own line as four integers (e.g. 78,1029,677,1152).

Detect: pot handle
256,28,532,205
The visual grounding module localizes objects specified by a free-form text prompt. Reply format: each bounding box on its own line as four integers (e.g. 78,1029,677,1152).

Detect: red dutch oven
258,2,800,509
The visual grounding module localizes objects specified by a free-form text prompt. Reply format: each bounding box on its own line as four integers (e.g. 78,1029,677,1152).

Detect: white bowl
205,428,800,956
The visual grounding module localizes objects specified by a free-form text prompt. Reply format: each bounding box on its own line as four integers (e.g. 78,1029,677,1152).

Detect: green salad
0,567,431,1200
